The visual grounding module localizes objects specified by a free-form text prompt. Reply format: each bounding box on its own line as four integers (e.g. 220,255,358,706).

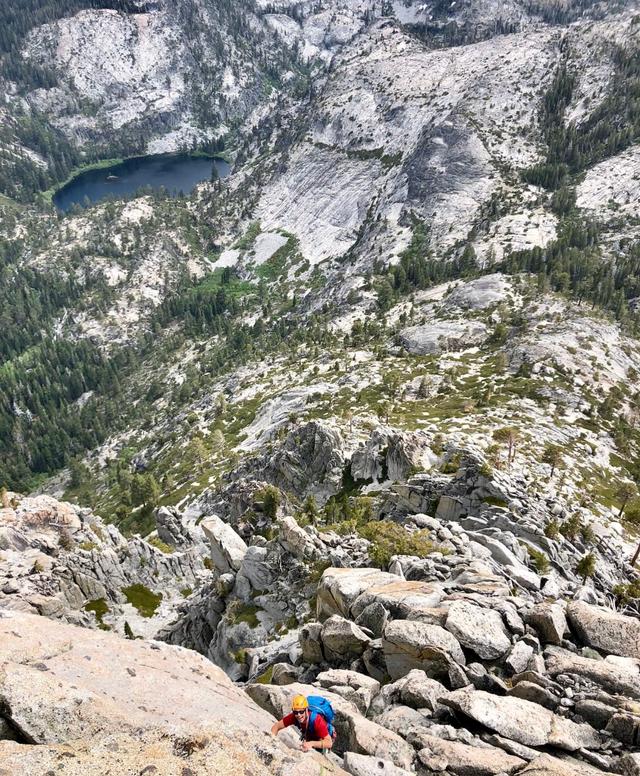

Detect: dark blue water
53,153,230,212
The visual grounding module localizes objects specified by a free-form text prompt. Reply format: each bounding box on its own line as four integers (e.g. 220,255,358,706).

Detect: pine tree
302,494,319,524
576,553,596,584
616,481,638,517
493,427,518,466
542,443,563,477
261,485,281,520
417,376,430,399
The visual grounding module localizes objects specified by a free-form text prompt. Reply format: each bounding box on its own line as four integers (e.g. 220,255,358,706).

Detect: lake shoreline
46,150,229,206
51,152,230,212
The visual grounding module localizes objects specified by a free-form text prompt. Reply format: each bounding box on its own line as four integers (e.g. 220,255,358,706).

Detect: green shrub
321,494,374,532
576,552,596,583
256,665,274,684
524,544,550,574
479,462,494,478
84,598,110,630
482,495,508,508
560,515,582,540
321,518,359,535
148,536,174,554
441,453,461,474
257,485,281,520
233,648,247,665
544,519,560,539
122,584,162,618
359,521,438,569
613,579,640,606
308,559,332,583
297,494,319,526
227,601,261,628
580,524,595,545
285,613,298,630
624,499,640,525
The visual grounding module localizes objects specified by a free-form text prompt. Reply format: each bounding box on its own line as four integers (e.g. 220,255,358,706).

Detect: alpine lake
52,153,230,212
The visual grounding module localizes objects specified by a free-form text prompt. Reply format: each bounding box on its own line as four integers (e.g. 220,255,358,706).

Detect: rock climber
270,694,334,752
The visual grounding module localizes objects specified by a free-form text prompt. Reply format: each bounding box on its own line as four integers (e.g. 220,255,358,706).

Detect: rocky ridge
144,427,640,774
6,417,640,773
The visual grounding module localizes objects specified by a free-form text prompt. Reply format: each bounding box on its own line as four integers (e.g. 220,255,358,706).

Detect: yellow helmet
291,695,309,711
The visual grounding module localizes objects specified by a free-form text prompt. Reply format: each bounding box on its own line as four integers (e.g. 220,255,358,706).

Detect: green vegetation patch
482,495,509,508
347,147,403,169
613,578,640,607
235,221,261,251
359,521,440,569
233,647,247,665
147,536,174,554
522,543,550,574
256,665,274,684
255,234,302,282
221,393,265,446
194,268,256,300
227,602,262,629
122,584,163,618
117,505,157,539
84,597,110,629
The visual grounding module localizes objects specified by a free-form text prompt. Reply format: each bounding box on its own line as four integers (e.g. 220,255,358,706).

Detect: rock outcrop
442,689,603,751
0,492,209,637
0,610,345,775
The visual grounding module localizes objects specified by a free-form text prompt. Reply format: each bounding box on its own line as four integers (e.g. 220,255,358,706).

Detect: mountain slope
5,2,640,775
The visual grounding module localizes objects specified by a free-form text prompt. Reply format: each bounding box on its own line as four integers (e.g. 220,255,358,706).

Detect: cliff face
4,0,629,198
0,492,209,637
24,8,194,149
253,10,638,269
20,0,288,154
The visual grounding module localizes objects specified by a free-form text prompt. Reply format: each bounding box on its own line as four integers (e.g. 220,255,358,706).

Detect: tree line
0,261,340,492
523,43,640,190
